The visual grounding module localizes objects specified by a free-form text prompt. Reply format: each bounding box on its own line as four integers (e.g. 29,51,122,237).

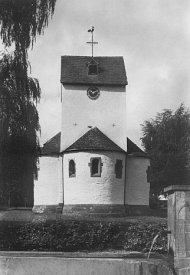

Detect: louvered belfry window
88,64,98,75
87,59,99,75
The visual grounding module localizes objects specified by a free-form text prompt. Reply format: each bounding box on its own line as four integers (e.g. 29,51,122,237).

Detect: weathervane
86,26,98,58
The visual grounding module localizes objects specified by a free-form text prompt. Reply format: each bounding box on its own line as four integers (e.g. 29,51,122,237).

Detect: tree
0,0,56,206
141,104,190,194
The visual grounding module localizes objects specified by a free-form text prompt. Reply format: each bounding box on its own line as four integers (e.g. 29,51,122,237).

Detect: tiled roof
40,132,147,157
127,138,148,157
60,56,128,86
41,132,61,155
64,127,126,153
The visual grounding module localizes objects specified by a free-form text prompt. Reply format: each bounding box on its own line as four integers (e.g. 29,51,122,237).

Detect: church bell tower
60,27,128,152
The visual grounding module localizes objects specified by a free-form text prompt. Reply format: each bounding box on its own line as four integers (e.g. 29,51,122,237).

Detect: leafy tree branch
0,0,57,206
141,104,190,194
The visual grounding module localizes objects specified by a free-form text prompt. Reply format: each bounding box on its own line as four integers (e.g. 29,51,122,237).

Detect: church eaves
60,56,128,86
64,127,126,153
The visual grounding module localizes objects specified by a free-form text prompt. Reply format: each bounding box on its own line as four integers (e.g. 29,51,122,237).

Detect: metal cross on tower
86,26,98,57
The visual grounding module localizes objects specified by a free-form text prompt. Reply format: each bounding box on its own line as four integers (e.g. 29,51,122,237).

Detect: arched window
115,159,123,179
69,159,76,177
89,157,102,177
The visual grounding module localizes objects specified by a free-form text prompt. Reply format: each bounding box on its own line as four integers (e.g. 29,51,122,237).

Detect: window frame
115,159,123,179
69,159,76,178
88,63,98,75
89,157,103,177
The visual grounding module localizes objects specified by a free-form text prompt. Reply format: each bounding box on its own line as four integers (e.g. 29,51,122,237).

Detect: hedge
0,221,167,254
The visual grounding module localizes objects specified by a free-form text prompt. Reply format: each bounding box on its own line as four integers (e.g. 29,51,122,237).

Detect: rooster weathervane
86,26,98,58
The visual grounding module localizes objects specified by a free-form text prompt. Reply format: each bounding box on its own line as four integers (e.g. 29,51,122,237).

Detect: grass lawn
0,209,167,254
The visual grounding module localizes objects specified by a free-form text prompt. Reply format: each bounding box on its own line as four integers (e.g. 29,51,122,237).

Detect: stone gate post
165,185,190,270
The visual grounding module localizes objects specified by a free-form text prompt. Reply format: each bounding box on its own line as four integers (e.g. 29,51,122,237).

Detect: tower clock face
87,87,100,100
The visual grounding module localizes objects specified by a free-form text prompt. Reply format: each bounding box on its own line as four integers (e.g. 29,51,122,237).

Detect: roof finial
86,26,98,58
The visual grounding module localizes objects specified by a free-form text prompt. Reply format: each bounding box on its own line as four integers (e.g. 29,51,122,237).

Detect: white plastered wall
61,85,127,151
34,153,150,207
125,156,150,205
34,156,62,206
63,151,126,205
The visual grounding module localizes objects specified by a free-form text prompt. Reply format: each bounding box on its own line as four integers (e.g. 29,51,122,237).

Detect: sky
27,0,190,148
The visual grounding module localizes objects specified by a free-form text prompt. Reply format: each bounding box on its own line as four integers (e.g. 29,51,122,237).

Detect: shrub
0,221,167,254
124,223,167,254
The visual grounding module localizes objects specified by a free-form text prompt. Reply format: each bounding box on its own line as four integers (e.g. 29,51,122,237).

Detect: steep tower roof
61,56,128,86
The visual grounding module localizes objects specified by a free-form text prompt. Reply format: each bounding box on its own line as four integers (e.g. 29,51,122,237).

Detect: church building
33,33,150,215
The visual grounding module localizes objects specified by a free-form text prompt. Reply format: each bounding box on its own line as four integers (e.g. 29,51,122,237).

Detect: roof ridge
61,55,124,58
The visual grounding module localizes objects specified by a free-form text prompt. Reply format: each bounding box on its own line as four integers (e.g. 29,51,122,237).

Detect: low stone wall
33,204,151,216
0,252,173,275
62,204,126,216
